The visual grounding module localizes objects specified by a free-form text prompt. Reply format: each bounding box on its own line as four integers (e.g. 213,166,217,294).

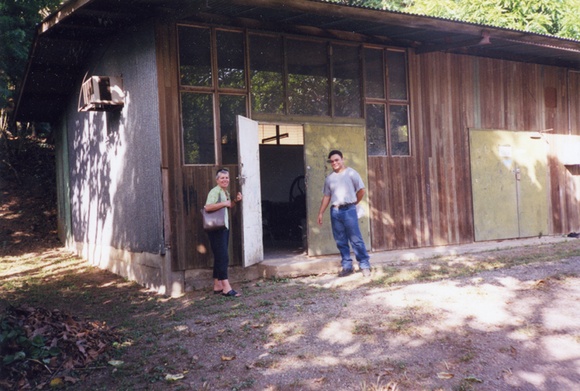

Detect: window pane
366,104,387,156
220,95,246,165
287,39,329,116
387,51,407,100
181,93,214,164
178,26,212,87
364,48,384,99
250,34,284,114
333,44,361,117
389,105,409,156
217,30,245,89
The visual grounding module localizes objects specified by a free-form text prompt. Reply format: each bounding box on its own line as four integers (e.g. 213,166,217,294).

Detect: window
389,105,409,155
249,34,284,114
364,48,384,99
178,26,212,87
364,48,410,156
181,93,214,164
366,104,386,156
220,95,246,164
178,25,248,166
287,39,329,116
217,30,245,89
332,44,361,117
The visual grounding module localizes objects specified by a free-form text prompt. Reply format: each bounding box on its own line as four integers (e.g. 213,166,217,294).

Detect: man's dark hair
328,150,343,159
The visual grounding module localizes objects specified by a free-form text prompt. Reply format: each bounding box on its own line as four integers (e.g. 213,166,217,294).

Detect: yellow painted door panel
470,130,519,241
514,135,549,238
304,124,370,256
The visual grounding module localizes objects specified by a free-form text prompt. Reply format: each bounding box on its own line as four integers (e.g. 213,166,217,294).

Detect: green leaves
0,0,63,107
406,0,580,40
0,319,60,365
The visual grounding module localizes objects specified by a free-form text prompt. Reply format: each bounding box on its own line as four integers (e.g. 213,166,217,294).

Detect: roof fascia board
39,0,96,35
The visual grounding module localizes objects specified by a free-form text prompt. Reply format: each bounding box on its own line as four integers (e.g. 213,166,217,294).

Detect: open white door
236,115,263,267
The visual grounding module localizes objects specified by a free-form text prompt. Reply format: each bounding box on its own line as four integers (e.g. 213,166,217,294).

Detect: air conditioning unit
79,76,124,112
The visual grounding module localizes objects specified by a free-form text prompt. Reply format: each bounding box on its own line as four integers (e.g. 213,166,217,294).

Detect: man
317,150,371,277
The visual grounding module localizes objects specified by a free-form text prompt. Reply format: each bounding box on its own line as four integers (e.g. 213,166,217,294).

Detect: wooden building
15,0,580,295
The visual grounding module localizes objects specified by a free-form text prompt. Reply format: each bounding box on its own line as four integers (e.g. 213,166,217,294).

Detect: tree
404,0,580,40
0,0,62,115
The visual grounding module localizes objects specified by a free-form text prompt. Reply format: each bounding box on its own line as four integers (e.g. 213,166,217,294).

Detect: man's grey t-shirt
323,167,365,206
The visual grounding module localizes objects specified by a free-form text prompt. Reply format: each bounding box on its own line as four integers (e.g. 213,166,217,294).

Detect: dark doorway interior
259,125,306,256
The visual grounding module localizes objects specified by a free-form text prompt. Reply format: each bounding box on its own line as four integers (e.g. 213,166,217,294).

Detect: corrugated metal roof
15,0,580,122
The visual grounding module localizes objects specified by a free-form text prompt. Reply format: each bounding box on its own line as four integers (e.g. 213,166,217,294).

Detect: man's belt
333,202,355,209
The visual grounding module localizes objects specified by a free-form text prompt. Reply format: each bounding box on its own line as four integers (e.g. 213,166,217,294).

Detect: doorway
258,124,307,257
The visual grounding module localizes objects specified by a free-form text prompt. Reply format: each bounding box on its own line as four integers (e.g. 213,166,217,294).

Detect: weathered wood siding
369,51,580,251
548,70,580,234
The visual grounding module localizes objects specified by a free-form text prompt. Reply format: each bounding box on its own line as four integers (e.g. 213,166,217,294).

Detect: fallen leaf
437,372,454,379
464,375,483,383
221,355,236,361
108,360,124,367
165,373,184,382
49,378,64,388
534,279,546,286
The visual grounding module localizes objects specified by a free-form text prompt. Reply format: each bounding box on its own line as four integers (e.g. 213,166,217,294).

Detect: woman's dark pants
207,228,230,280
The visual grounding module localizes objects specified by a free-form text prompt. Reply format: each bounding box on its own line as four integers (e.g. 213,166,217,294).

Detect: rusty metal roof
15,0,580,122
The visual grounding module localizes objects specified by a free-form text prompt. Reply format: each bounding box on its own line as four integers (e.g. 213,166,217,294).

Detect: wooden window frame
364,47,411,157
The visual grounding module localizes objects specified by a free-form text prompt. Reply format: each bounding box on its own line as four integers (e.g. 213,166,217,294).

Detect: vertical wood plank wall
369,51,580,252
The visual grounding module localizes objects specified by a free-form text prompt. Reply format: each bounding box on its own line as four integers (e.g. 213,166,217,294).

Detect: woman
204,168,243,297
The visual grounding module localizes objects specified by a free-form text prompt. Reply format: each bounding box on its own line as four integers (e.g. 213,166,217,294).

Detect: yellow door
304,124,370,256
513,134,549,238
470,129,548,241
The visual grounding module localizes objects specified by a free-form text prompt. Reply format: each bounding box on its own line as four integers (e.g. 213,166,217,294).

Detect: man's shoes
361,268,371,277
338,268,354,277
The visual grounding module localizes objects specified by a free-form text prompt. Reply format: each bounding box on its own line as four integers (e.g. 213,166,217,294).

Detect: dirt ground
1,139,580,390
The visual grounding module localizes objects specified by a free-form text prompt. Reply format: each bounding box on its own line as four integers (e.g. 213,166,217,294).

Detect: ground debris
0,305,120,390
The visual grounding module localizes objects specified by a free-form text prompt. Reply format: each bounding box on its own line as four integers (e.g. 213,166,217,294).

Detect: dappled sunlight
318,319,355,345
493,130,548,191
542,335,579,360
3,234,580,389
0,251,84,279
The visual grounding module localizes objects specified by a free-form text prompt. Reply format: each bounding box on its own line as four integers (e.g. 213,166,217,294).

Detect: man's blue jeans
330,204,371,271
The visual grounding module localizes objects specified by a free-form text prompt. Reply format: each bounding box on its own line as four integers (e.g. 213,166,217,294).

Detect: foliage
405,0,580,40
0,305,119,390
0,0,62,108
